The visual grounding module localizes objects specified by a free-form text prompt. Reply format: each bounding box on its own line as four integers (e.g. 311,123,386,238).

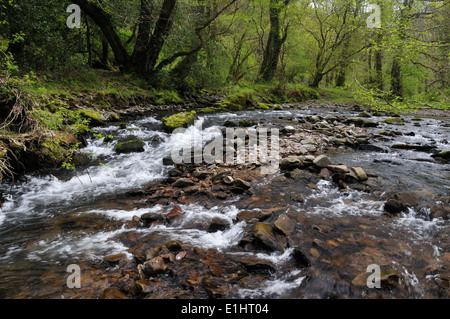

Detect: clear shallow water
0,108,448,298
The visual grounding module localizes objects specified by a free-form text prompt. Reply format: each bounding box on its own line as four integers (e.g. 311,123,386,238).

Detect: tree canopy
0,0,448,101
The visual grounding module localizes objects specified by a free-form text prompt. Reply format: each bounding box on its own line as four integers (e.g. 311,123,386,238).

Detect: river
0,106,448,298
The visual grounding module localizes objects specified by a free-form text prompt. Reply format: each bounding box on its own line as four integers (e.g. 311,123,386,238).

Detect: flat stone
328,165,349,174
274,214,296,235
351,167,368,181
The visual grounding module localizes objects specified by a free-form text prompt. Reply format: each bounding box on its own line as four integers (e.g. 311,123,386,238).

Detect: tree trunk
85,15,93,67
374,31,383,91
391,56,402,97
101,36,109,66
145,0,177,78
169,52,199,88
131,0,154,73
258,0,290,82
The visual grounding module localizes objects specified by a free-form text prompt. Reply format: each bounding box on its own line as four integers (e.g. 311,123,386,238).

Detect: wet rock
280,157,302,170
231,255,276,273
142,256,168,276
391,144,437,152
237,210,271,223
135,279,165,294
162,111,197,133
149,134,164,147
431,151,450,160
253,223,284,252
347,117,378,128
223,120,236,127
145,245,164,261
313,155,333,168
239,119,258,127
98,288,128,299
233,178,251,190
328,137,347,145
166,205,183,224
282,126,296,134
192,169,208,180
381,117,404,125
352,266,402,288
292,247,311,268
202,277,228,299
212,170,232,182
328,165,349,174
168,168,183,177
166,240,182,252
222,175,234,185
384,199,408,215
140,212,164,225
162,156,174,166
393,191,422,207
274,214,296,235
103,253,127,265
114,137,145,154
350,167,368,181
358,111,371,118
208,217,230,232
172,178,196,188
318,168,331,179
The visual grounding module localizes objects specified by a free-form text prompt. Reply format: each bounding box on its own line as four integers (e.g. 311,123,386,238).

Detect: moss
77,109,105,126
257,102,271,110
381,117,405,125
114,139,145,154
154,90,184,105
162,111,197,132
197,106,223,114
71,123,90,136
435,151,450,160
273,105,283,110
379,130,390,136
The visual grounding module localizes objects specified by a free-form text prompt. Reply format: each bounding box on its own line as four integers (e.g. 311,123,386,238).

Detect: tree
258,0,291,82
302,0,369,88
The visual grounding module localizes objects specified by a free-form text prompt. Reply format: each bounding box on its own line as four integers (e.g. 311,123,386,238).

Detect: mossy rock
273,105,283,110
77,109,105,126
257,102,271,110
114,139,145,154
379,130,390,136
197,107,222,114
435,151,450,160
162,111,197,133
381,117,404,125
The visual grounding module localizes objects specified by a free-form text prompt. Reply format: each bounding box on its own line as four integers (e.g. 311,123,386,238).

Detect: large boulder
162,111,197,133
114,137,145,154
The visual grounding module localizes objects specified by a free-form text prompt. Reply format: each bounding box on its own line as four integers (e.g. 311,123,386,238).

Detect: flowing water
0,107,448,299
